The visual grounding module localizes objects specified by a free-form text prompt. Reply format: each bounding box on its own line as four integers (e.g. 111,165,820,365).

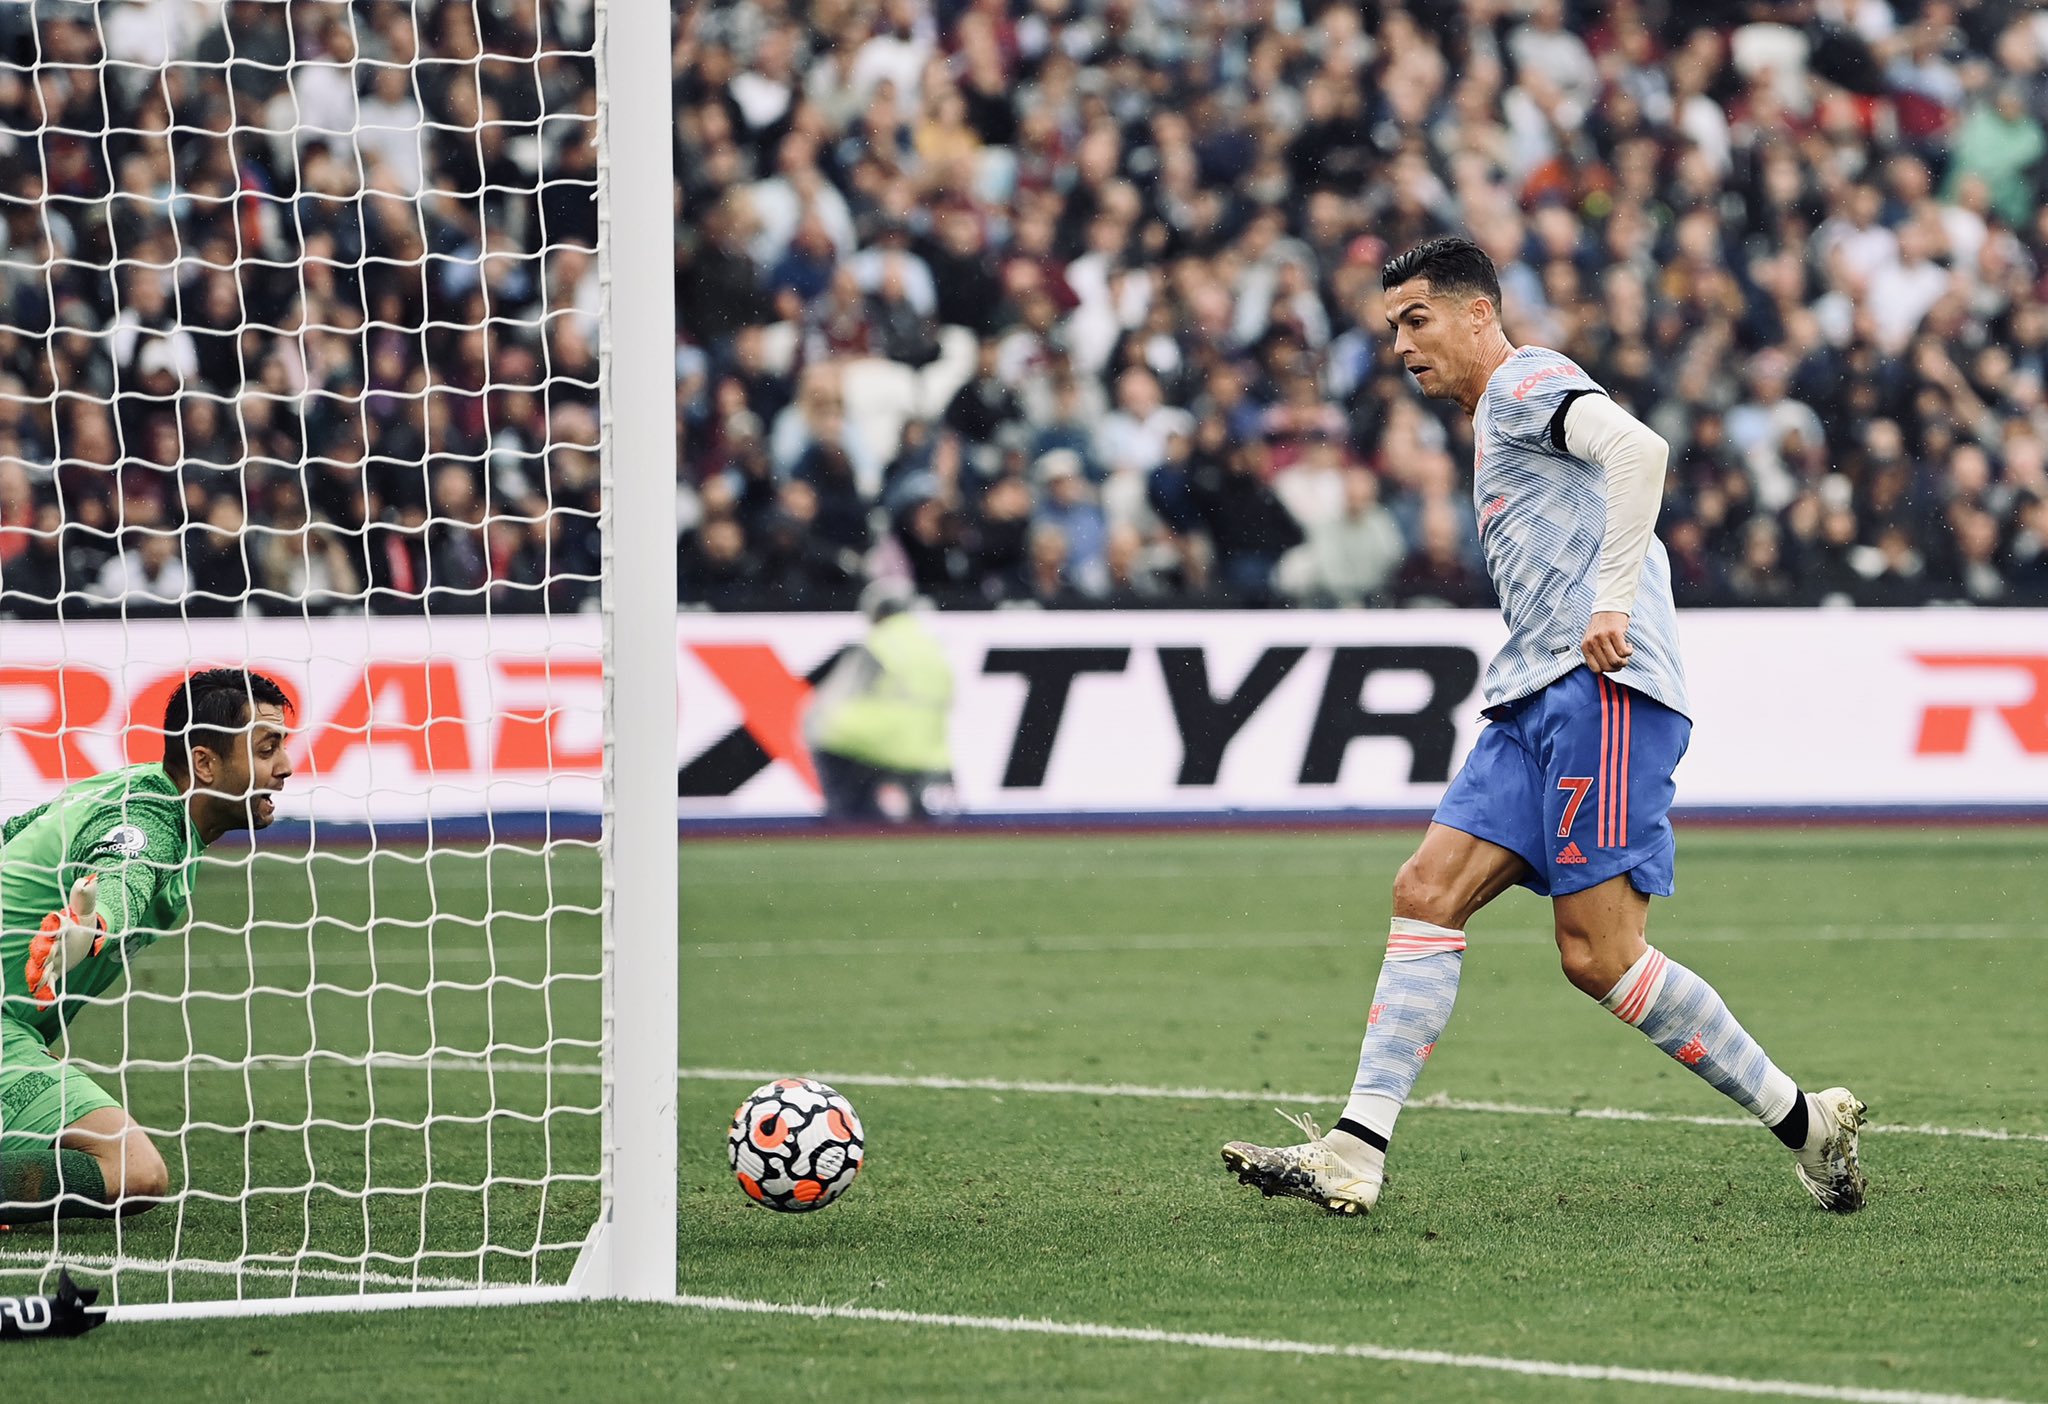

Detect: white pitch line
672,1296,2036,1404
0,1253,2025,1401
1,1253,2023,1402
68,1056,2048,1146
0,1248,483,1294
660,1066,2048,1146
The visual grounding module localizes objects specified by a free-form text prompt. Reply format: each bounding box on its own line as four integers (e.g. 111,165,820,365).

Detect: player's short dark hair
1381,236,1502,314
163,668,292,781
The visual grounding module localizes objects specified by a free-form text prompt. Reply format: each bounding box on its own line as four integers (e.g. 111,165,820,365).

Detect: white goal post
589,0,680,1309
0,0,675,1318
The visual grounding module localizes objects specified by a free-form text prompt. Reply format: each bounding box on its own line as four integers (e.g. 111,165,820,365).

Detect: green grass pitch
7,827,2045,1402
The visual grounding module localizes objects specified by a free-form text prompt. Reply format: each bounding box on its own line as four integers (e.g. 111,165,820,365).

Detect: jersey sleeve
62,800,186,938
1488,352,1607,452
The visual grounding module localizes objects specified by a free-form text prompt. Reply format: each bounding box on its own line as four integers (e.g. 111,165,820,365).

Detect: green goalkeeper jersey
0,763,206,1045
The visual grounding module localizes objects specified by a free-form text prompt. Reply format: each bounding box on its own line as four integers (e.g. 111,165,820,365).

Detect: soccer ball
727,1078,865,1212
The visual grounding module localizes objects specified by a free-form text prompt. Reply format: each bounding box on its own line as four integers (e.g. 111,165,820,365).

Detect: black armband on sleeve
1547,389,1607,453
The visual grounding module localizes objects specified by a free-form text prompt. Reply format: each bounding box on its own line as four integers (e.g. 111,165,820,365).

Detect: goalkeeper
0,668,293,1222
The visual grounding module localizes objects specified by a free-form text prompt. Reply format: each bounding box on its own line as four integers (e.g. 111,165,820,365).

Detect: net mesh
0,0,610,1305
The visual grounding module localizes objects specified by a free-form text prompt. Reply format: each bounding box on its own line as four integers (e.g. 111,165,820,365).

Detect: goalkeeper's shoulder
66,765,190,869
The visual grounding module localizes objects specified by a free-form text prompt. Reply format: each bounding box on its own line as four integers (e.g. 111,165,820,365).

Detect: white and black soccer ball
727,1078,865,1212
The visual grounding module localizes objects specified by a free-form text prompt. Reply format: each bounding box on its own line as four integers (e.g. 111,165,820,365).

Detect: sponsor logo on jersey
91,824,149,859
1555,841,1587,865
1510,364,1576,400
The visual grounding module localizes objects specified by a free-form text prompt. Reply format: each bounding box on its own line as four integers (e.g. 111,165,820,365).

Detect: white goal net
0,0,675,1315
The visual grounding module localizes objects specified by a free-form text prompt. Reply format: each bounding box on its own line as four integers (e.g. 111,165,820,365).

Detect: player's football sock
0,1148,115,1221
1768,1090,1813,1149
1600,946,1799,1127
1333,917,1467,1164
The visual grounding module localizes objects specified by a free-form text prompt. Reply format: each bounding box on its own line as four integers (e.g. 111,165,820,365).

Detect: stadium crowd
0,0,603,618
678,0,2048,610
2,1,2047,619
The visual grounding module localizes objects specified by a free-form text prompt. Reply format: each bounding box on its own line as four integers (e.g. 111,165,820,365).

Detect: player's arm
64,818,177,940
25,818,177,1007
23,875,105,1008
1560,393,1669,674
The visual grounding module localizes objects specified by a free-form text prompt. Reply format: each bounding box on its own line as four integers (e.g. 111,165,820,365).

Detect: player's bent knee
1390,857,1457,928
1555,941,1627,998
98,1134,170,1209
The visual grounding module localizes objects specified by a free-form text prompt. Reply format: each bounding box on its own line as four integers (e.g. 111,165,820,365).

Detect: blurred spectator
681,506,759,611
1096,369,1194,483
90,532,186,606
2010,495,2048,603
1393,503,1491,610
1947,84,2046,227
1103,522,1168,605
1015,522,1067,606
1726,520,1799,607
866,258,941,368
6,505,68,615
254,492,363,618
795,443,874,559
1031,450,1108,598
184,497,253,616
1281,467,1406,607
1726,351,1827,513
1191,441,1305,604
683,193,775,352
970,471,1034,599
945,340,1024,453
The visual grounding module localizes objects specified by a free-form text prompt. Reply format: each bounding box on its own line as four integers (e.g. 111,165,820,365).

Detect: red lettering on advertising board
1912,654,2048,755
305,661,472,776
689,644,820,794
492,657,603,772
0,667,111,780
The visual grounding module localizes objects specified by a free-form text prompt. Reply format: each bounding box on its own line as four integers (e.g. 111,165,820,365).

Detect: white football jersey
1470,346,1689,717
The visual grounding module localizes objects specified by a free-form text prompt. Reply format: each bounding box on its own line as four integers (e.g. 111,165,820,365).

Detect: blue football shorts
1432,667,1692,899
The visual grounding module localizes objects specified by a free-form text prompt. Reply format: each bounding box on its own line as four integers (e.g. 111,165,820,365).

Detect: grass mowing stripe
135,920,2030,977
677,826,2048,884
684,923,2034,959
669,1295,2038,1404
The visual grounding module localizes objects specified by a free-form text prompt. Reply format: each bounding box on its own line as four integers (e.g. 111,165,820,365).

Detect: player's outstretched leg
0,1107,169,1225
1222,827,1524,1215
1557,879,1867,1212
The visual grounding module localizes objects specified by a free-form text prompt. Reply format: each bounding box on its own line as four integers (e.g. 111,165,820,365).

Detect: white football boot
1792,1086,1868,1213
1221,1110,1383,1216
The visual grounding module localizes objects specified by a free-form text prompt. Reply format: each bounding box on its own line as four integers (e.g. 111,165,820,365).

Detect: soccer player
0,668,293,1221
1222,238,1865,1216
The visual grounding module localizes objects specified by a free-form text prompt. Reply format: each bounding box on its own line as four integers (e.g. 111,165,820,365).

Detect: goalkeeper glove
25,875,105,1009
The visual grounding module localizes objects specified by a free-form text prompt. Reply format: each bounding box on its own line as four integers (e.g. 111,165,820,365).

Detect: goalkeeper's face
212,703,294,833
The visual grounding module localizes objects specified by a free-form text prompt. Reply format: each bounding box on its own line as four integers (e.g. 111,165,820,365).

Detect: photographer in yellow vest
805,580,957,822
